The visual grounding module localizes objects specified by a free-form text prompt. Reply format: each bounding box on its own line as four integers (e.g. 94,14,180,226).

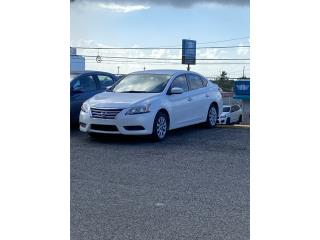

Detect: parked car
218,104,242,125
70,71,118,125
79,69,223,141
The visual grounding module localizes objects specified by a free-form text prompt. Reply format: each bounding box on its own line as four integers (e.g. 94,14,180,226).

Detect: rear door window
201,77,208,87
188,74,203,90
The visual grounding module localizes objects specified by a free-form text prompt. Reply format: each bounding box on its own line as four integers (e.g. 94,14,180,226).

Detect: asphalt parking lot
71,125,250,240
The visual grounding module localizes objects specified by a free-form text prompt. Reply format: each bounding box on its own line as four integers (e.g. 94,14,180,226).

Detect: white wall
70,55,85,73
70,47,85,73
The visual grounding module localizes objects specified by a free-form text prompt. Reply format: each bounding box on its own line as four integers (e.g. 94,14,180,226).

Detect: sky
70,0,250,78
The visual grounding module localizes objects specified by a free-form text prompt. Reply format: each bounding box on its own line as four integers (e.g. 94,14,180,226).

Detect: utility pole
187,64,190,71
117,66,120,74
243,66,246,78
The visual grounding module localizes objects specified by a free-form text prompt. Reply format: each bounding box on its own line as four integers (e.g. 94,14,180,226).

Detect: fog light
79,122,86,128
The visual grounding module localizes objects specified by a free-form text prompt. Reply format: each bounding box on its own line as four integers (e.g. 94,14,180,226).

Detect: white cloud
98,3,150,13
237,43,250,56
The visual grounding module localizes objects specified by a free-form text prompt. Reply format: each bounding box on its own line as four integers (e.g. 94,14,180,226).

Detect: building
70,47,85,73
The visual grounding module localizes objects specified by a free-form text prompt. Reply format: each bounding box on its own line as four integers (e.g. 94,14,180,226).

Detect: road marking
155,202,165,207
217,124,250,129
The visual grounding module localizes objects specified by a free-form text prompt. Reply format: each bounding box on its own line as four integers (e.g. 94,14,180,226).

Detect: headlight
126,104,151,115
81,102,90,113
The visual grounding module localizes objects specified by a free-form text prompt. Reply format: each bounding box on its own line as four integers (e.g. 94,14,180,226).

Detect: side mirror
106,86,113,91
170,87,184,95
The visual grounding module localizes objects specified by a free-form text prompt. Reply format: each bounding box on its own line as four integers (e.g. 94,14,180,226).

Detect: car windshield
112,74,172,93
223,107,231,112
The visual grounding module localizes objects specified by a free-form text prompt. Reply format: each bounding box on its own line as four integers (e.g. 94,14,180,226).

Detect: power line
196,37,250,45
74,54,250,61
85,60,250,65
154,36,250,48
73,45,250,50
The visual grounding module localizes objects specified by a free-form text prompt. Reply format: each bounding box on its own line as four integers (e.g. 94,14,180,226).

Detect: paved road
71,126,249,240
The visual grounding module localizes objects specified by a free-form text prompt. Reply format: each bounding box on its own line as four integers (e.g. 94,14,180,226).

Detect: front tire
151,112,168,141
204,105,218,128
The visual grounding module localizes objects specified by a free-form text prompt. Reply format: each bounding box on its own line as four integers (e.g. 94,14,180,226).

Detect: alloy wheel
208,107,217,126
156,116,167,139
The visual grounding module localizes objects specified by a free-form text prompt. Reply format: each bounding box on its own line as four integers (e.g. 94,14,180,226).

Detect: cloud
71,0,249,7
98,3,150,12
237,43,250,56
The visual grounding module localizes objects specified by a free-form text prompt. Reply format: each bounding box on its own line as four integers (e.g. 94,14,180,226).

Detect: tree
219,71,229,81
213,71,234,92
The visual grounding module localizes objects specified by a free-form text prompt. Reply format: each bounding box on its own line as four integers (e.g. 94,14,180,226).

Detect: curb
216,124,250,129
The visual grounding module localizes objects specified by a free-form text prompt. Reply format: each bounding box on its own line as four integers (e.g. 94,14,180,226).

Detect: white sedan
218,104,243,125
79,70,223,141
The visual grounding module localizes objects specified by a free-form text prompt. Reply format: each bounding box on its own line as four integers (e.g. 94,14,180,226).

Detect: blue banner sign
234,80,250,99
182,39,196,65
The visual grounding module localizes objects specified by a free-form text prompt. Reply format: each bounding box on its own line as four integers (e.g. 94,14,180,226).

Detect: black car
70,71,118,125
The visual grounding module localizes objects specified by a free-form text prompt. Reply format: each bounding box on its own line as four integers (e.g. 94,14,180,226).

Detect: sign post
182,39,196,71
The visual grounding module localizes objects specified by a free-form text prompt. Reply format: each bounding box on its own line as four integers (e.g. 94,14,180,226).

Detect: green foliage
212,71,234,92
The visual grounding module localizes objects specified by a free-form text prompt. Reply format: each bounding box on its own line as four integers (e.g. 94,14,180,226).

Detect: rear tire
151,112,168,141
204,104,218,128
226,118,231,125
238,115,242,124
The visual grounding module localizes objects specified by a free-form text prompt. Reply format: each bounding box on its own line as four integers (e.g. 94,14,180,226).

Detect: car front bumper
79,109,155,135
217,117,227,124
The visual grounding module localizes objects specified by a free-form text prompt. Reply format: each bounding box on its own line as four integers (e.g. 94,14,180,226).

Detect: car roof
130,69,202,76
70,70,114,75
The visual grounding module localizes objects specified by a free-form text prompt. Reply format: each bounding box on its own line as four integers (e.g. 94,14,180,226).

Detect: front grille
91,124,118,132
91,108,123,119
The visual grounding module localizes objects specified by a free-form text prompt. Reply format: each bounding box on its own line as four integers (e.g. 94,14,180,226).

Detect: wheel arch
157,108,170,129
209,101,219,115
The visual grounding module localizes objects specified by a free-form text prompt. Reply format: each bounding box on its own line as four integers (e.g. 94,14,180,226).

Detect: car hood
87,91,160,109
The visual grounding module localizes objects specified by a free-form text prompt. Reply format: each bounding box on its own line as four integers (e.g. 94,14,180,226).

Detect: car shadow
70,123,217,145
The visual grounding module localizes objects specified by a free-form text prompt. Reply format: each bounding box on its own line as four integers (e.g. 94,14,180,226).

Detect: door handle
187,97,192,102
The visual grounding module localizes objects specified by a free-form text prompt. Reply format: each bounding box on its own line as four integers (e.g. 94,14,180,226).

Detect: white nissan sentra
79,70,223,141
